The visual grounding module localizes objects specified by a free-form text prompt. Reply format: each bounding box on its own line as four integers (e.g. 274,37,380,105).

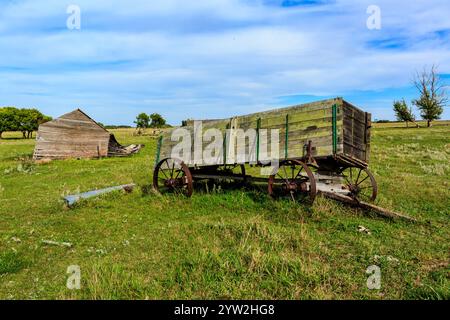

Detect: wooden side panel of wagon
235,98,344,162
156,97,371,168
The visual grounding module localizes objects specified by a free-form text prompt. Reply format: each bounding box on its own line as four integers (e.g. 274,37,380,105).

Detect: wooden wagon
152,97,377,204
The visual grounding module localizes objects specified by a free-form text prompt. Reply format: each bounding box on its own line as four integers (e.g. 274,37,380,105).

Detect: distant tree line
97,123,133,129
393,65,447,127
0,107,52,139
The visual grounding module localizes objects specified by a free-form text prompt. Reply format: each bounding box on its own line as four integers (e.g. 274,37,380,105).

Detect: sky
0,0,449,125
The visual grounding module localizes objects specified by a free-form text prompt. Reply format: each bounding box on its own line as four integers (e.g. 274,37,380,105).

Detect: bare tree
412,65,447,127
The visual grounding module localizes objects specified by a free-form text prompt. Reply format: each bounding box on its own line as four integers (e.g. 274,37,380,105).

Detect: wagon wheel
268,159,317,203
153,158,193,197
340,167,377,202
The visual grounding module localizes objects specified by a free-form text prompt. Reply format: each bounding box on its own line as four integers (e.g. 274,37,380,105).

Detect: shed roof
40,108,108,133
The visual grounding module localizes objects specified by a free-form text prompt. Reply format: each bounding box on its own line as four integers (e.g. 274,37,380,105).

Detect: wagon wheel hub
282,181,308,192
164,177,184,188
348,184,360,194
268,160,317,203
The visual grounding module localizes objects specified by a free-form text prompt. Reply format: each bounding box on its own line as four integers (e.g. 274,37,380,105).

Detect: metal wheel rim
341,167,377,202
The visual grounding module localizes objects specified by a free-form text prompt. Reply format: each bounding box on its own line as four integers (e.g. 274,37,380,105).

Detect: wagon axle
282,181,308,193
152,158,417,222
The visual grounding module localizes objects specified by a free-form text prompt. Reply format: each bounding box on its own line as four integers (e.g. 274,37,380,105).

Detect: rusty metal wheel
340,167,377,202
268,159,317,203
153,158,193,197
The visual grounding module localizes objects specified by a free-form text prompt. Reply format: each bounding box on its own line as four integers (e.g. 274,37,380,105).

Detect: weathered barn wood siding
158,97,371,166
33,109,111,160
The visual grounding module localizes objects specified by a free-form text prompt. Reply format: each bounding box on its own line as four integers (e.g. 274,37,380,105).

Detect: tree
393,99,417,127
0,107,20,139
18,108,45,138
134,113,150,134
134,113,150,129
149,113,166,128
412,65,447,127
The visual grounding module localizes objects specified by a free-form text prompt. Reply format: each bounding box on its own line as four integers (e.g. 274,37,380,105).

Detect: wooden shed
33,109,142,160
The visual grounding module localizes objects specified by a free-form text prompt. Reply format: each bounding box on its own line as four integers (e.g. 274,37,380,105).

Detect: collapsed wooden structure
33,109,142,160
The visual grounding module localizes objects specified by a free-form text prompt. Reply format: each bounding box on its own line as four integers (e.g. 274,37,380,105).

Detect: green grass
0,124,449,300
0,252,27,275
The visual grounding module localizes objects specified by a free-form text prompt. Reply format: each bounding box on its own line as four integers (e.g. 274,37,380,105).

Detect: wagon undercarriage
153,149,378,205
152,156,416,222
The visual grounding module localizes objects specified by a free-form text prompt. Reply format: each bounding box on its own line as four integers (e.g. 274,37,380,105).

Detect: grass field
0,122,449,300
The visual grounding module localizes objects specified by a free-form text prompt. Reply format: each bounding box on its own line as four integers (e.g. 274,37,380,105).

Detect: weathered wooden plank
237,97,343,121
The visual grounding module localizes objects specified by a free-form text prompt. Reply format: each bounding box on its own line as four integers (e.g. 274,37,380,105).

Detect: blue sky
0,0,449,125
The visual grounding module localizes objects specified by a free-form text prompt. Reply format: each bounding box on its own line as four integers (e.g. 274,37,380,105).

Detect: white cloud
0,0,449,124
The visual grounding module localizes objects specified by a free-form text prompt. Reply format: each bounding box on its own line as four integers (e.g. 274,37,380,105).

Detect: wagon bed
157,97,370,168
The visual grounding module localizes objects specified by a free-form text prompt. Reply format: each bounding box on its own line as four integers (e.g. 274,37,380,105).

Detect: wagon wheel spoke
355,175,369,186
276,172,290,185
157,175,168,181
355,168,362,185
341,173,352,186
163,159,171,171
294,166,304,179
160,168,170,179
